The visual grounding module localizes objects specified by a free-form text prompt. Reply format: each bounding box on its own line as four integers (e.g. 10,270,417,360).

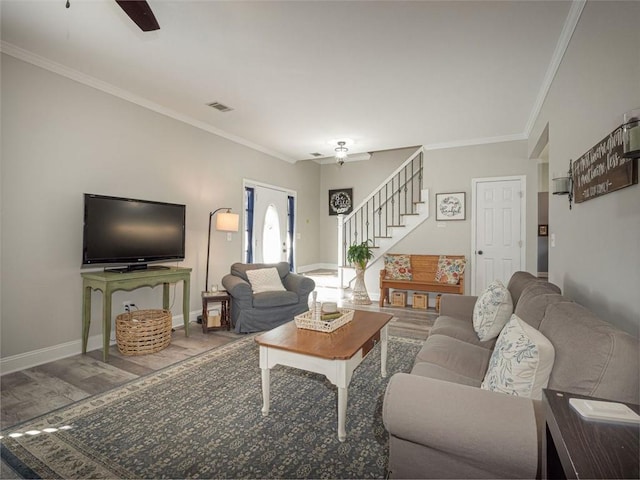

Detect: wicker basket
116,309,172,356
294,308,354,333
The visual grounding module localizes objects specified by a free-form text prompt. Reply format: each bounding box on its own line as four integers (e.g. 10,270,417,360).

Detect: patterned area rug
1,335,422,479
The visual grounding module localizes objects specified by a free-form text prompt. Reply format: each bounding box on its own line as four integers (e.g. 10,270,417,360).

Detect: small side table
543,389,639,479
201,291,231,333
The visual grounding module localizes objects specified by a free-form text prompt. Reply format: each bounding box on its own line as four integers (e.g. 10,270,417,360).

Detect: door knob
477,250,483,255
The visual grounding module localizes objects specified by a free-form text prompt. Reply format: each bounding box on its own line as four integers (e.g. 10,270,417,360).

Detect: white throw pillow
473,280,513,341
481,314,555,400
246,267,286,294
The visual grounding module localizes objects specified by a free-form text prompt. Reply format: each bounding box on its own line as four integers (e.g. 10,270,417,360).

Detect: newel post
337,214,345,288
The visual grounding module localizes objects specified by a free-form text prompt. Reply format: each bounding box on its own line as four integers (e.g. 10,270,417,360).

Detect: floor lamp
205,208,239,293
198,208,239,324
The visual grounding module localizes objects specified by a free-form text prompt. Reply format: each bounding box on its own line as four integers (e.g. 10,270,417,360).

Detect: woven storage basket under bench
116,309,172,355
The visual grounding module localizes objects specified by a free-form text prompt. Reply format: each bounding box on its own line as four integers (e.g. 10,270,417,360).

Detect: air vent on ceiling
207,101,234,113
309,152,323,157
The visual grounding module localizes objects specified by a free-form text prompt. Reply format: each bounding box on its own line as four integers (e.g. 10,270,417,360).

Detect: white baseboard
0,310,201,375
296,263,338,273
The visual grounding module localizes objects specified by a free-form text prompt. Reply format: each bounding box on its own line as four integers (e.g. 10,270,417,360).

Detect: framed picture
538,224,548,236
436,192,465,221
328,188,353,216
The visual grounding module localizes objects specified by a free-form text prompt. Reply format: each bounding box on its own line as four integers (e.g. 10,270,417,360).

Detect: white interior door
253,185,288,264
472,177,525,294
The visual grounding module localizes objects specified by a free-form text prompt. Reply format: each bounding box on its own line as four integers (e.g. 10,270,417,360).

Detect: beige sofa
383,271,639,479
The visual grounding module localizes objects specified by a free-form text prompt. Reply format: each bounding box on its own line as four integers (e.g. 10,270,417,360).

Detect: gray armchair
221,262,315,333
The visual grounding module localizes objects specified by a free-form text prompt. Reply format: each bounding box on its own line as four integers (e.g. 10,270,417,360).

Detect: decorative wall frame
328,188,353,215
436,192,465,221
572,125,638,204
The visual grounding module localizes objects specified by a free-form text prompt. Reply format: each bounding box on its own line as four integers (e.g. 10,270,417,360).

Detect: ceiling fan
115,0,160,32
65,0,160,32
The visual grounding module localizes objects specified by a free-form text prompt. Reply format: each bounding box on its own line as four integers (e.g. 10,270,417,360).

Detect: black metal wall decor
328,188,353,215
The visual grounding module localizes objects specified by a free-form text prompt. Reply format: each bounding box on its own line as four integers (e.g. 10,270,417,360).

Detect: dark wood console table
201,291,231,332
543,389,639,479
81,267,192,362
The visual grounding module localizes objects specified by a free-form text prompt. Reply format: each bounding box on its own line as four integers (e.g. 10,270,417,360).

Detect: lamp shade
623,109,640,158
215,211,239,232
552,176,571,195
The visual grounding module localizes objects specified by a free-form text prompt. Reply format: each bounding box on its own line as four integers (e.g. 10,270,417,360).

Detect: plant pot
352,265,371,305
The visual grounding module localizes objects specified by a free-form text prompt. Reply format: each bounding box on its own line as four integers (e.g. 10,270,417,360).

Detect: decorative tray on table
294,308,354,333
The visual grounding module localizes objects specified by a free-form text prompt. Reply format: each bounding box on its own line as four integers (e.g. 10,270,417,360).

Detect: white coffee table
255,310,393,442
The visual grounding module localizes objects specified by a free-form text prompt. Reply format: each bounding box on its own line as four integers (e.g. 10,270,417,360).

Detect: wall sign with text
328,188,353,215
572,126,638,204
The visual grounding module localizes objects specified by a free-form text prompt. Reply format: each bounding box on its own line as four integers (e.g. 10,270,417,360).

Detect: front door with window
251,185,289,264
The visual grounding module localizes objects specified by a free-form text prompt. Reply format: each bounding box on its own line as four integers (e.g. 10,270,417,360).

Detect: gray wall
365,140,537,295
319,139,538,298
1,54,321,359
528,0,640,336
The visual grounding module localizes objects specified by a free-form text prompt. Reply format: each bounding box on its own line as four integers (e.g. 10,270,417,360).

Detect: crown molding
524,0,586,137
314,152,372,164
0,41,297,164
424,132,528,151
2,0,586,165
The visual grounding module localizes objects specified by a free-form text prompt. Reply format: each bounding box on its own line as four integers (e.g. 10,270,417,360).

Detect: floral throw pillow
481,314,555,400
473,280,513,341
383,254,412,280
434,255,466,284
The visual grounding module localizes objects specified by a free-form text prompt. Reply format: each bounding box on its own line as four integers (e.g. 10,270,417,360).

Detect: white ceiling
1,0,577,162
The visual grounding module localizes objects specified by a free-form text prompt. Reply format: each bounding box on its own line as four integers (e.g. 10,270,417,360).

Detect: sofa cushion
435,255,466,284
230,261,290,283
252,290,299,308
506,271,538,305
415,334,492,381
473,280,513,341
431,316,496,349
383,254,413,280
411,362,482,388
246,267,287,294
540,302,640,404
514,283,566,330
481,314,555,400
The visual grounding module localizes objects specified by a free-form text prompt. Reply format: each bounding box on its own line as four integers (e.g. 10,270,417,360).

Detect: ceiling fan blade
115,0,160,32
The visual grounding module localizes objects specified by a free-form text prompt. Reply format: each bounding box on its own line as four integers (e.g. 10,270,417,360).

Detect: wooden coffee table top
255,310,393,360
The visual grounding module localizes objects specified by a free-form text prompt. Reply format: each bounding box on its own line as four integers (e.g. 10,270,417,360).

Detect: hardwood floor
1,272,435,433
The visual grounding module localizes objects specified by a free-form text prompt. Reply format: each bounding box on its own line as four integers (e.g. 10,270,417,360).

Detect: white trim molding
296,263,338,273
425,133,527,152
524,0,586,137
0,41,296,164
0,311,200,375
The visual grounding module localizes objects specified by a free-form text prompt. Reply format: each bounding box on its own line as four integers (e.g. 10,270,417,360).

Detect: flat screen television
83,194,186,271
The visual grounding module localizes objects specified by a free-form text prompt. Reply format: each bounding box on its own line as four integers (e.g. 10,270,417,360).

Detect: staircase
338,147,429,286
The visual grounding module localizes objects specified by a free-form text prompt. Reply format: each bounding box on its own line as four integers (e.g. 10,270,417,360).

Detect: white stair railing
338,147,426,287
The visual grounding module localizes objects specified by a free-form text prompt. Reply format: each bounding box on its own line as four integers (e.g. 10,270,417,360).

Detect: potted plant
346,240,374,304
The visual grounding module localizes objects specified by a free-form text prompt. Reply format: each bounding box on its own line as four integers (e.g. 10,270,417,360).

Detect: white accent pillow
473,280,513,341
245,267,286,294
481,314,555,400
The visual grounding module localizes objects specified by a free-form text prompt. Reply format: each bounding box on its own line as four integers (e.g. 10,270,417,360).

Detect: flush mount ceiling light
335,141,349,166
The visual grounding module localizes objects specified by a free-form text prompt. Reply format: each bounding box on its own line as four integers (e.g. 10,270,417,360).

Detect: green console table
82,267,192,362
